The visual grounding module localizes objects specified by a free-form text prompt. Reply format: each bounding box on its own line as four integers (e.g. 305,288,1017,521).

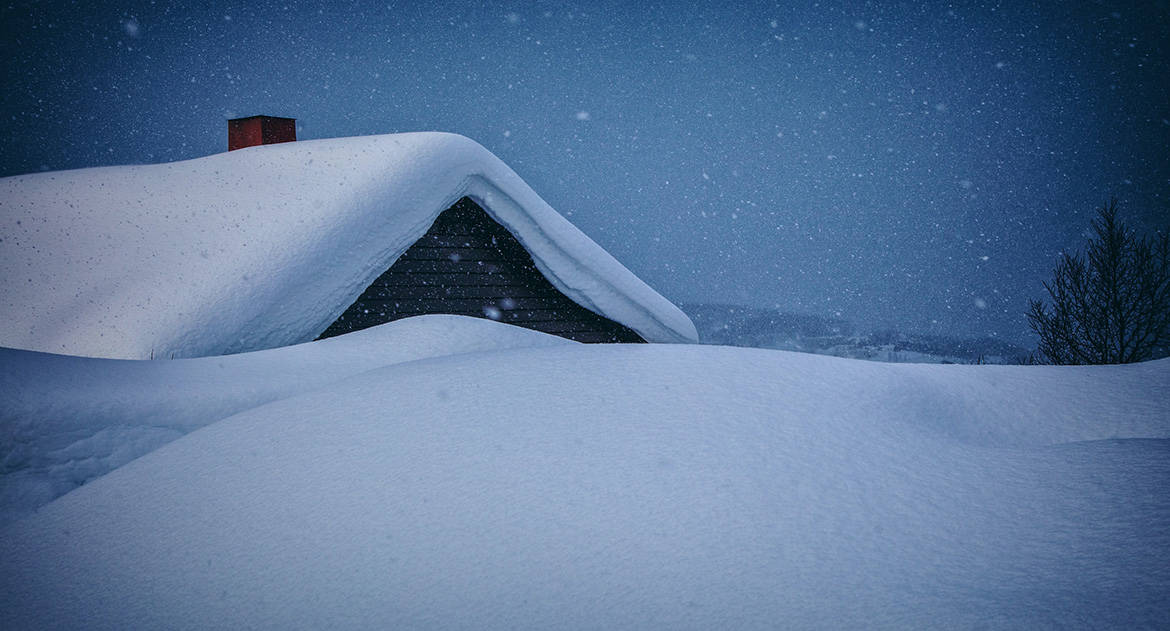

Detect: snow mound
0,315,572,524
0,132,697,359
1,345,1167,629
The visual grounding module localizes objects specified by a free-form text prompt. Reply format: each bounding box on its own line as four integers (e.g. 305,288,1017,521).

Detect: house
0,125,697,359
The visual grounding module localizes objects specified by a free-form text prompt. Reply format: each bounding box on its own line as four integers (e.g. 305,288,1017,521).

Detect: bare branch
1028,199,1170,364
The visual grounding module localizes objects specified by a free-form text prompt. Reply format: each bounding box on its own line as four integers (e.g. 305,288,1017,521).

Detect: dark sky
3,1,1168,346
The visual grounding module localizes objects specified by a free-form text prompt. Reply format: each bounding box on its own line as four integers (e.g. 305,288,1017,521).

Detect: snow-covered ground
1,315,1167,629
0,315,572,523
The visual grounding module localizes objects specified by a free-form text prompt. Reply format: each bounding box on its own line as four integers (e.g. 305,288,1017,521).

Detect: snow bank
1,344,1167,629
0,133,697,359
0,315,572,524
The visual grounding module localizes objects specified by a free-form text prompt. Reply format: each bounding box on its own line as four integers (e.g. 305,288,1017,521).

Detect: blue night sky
3,1,1168,346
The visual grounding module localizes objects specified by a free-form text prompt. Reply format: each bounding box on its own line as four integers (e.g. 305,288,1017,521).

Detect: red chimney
227,115,297,151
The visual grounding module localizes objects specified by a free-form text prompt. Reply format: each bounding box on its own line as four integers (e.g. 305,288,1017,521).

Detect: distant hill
683,303,1030,364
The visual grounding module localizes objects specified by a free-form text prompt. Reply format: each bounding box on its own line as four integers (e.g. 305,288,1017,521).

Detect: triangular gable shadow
317,197,646,343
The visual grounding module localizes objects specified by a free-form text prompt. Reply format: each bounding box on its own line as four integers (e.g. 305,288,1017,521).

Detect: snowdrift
0,132,697,359
0,315,572,523
1,324,1167,629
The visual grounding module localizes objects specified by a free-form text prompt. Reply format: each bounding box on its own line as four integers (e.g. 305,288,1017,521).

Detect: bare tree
1028,200,1170,364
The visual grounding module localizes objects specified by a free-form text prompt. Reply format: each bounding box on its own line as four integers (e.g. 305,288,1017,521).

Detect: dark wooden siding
317,197,646,343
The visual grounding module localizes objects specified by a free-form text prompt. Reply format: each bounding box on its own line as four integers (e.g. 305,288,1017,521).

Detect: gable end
318,198,646,343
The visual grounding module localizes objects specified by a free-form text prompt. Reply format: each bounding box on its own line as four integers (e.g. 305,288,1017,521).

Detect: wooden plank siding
317,197,646,343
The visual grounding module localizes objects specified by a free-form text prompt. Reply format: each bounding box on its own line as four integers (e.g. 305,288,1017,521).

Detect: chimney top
228,115,296,151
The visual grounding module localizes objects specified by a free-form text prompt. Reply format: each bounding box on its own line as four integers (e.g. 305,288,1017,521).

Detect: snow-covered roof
0,132,698,358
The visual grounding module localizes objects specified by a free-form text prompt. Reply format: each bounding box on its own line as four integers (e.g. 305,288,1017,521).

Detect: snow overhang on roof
0,132,698,359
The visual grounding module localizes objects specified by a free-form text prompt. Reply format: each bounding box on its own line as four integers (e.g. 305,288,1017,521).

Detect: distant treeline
683,303,1029,364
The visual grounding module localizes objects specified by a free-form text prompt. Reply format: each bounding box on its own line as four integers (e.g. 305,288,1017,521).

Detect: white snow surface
1,319,1168,629
0,315,572,524
0,132,697,359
